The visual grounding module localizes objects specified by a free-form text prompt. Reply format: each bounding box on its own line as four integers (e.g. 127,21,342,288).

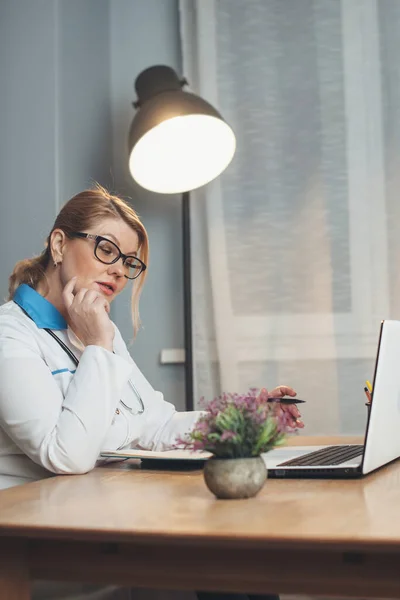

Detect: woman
0,186,302,598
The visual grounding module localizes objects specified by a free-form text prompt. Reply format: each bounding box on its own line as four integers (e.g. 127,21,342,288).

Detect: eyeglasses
69,232,147,280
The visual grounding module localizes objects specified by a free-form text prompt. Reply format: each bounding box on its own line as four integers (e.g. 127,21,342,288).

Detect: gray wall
0,0,185,409
0,0,112,294
58,0,113,200
0,0,59,292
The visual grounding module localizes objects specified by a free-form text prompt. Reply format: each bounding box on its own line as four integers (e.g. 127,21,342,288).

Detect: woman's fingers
274,403,304,429
62,276,77,309
281,404,304,428
257,386,304,428
93,295,110,313
61,279,114,351
81,289,101,304
268,385,296,398
286,403,301,418
71,288,103,307
257,388,269,402
73,287,89,304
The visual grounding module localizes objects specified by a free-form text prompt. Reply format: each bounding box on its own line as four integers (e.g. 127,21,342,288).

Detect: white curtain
180,0,400,435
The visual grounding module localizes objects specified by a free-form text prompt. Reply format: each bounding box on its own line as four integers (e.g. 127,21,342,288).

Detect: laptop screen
362,320,400,474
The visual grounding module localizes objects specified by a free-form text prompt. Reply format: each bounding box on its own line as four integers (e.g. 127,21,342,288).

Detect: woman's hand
62,277,115,352
257,385,304,430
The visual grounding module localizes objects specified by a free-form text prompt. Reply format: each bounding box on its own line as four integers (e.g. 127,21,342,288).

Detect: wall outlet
160,348,186,364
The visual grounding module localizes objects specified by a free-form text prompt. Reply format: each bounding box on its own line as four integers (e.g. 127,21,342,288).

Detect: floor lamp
127,65,236,410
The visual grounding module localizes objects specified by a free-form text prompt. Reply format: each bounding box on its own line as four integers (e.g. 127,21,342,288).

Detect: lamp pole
182,191,194,411
128,65,236,413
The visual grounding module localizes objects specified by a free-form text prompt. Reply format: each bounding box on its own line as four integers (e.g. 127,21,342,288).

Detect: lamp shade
128,65,236,194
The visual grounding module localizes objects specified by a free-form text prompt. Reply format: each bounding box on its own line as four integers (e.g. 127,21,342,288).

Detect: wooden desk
1,436,400,599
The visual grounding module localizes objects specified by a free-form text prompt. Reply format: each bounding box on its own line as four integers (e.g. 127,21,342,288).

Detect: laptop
264,319,400,478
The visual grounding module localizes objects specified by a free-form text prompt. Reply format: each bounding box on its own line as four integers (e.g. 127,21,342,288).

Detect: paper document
100,448,212,461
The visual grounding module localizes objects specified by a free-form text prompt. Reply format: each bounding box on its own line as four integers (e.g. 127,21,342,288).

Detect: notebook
100,448,211,469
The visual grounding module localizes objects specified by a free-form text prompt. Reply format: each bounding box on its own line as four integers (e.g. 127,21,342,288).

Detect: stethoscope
15,303,145,415
45,328,145,415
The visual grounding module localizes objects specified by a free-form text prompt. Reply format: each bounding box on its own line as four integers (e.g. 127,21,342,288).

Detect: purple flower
195,419,209,434
175,388,290,458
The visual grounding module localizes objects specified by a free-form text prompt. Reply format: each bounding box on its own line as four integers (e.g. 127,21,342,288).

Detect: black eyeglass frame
69,232,147,280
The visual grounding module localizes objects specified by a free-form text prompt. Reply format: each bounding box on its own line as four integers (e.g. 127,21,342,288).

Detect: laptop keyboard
278,445,364,467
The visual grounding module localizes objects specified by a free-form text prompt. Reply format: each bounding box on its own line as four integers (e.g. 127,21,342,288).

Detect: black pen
267,398,306,405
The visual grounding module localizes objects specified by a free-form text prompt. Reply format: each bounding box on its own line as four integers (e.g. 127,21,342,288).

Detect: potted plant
177,388,291,499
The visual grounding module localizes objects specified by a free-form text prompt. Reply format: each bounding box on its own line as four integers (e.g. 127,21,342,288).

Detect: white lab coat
0,297,200,489
0,287,200,599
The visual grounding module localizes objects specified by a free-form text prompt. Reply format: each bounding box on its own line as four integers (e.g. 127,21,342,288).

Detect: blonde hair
8,185,149,335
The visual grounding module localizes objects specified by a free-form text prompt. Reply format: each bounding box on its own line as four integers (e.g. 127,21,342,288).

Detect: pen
363,386,371,404
267,398,306,405
366,380,372,393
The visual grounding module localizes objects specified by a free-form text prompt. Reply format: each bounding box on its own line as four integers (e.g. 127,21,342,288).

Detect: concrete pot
203,456,267,499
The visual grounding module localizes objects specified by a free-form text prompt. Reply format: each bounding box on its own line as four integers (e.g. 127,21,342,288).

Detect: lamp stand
182,191,194,410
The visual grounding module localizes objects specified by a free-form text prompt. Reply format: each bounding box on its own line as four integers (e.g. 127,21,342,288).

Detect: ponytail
8,250,50,300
